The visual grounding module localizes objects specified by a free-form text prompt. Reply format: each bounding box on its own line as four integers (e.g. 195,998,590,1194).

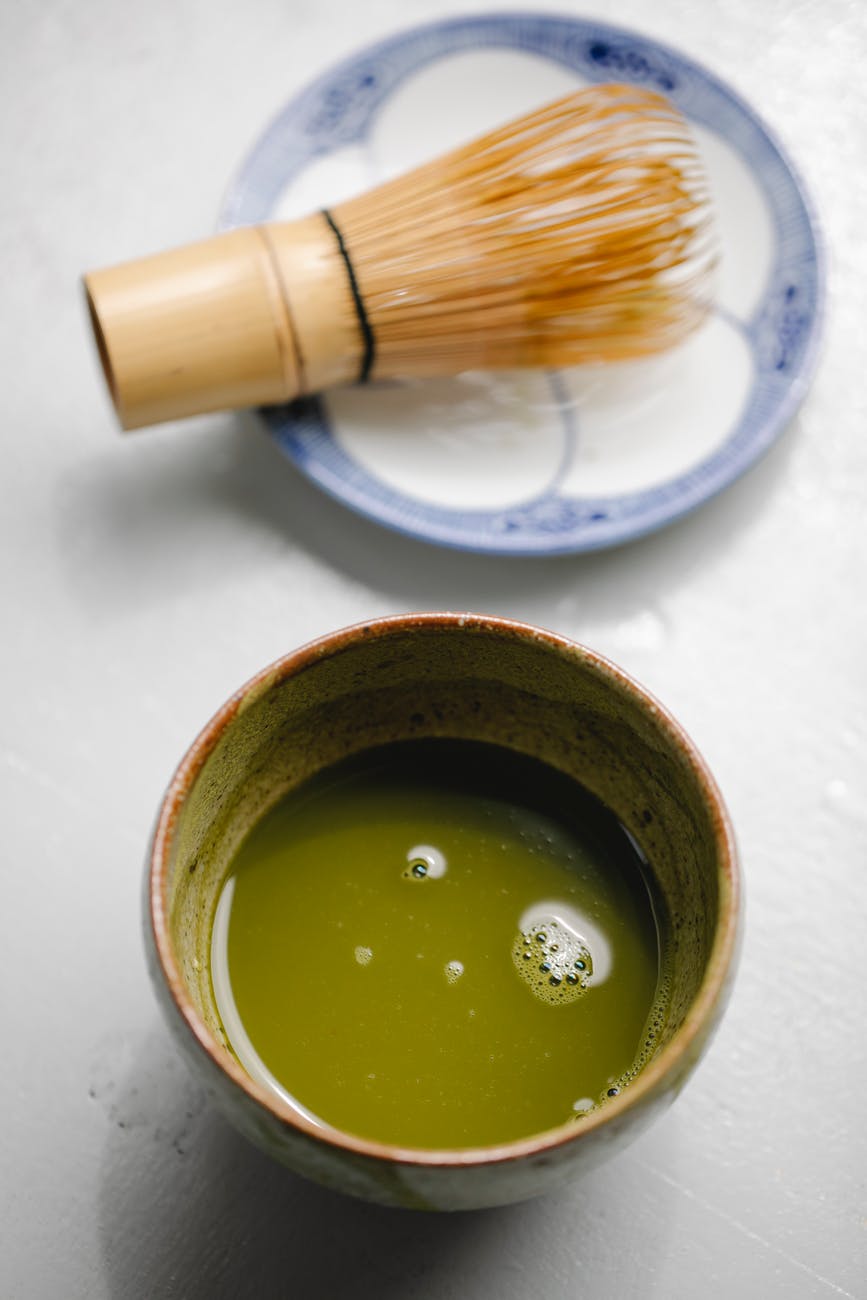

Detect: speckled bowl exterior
145,613,741,1210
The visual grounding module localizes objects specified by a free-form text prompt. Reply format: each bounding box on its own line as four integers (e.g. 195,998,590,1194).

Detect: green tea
211,739,668,1148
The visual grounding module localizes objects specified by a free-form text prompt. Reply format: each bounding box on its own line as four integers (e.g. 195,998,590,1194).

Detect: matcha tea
211,739,668,1148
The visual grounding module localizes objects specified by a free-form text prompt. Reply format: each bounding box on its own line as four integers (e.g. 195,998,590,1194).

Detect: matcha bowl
146,613,740,1210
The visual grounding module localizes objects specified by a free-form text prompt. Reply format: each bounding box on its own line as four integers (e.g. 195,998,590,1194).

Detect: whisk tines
336,83,716,375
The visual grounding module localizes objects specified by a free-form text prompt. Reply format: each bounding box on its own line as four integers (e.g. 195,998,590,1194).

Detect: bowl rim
148,611,740,1169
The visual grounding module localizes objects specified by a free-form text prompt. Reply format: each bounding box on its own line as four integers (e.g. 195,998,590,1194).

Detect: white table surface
3,1,865,1296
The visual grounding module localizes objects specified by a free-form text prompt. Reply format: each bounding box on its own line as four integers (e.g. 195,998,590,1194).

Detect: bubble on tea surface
445,960,464,985
519,901,612,984
404,844,447,880
354,945,373,966
511,917,592,1006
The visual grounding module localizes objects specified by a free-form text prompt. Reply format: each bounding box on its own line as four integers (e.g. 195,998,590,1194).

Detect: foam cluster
511,916,593,1006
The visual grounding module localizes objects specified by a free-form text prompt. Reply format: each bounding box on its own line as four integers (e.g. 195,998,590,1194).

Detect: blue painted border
221,12,824,555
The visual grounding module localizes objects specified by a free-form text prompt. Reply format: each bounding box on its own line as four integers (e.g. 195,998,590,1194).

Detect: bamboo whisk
84,83,715,431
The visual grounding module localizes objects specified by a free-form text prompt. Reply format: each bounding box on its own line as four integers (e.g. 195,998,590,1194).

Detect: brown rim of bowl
148,611,740,1170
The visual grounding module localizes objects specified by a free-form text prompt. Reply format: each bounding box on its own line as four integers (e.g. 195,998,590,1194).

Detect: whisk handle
83,216,360,430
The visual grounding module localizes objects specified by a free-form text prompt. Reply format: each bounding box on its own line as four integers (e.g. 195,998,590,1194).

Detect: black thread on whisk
321,209,375,384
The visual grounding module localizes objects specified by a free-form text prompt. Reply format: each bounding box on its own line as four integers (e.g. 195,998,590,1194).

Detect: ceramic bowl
145,613,740,1210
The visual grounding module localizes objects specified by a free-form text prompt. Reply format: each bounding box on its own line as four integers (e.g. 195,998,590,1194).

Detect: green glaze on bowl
145,613,741,1210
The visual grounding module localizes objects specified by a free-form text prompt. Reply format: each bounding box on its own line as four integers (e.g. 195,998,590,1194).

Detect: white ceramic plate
221,13,822,554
